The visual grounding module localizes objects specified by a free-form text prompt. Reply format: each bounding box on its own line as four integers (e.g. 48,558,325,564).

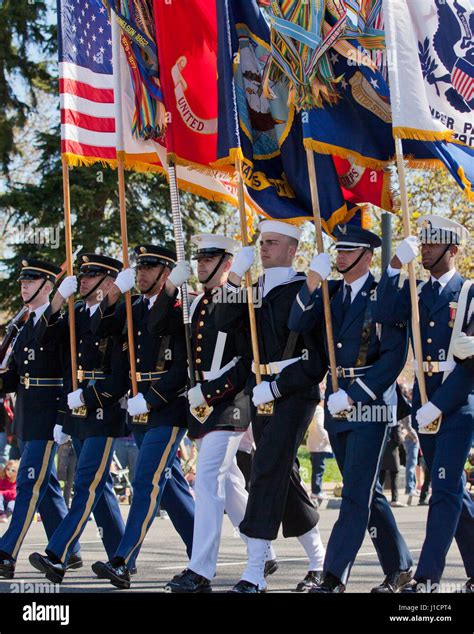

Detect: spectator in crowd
379,422,405,507
57,440,77,508
114,433,139,486
418,453,431,506
465,452,474,491
236,426,255,492
180,437,197,490
0,460,19,523
0,395,8,467
307,402,333,506
398,385,420,506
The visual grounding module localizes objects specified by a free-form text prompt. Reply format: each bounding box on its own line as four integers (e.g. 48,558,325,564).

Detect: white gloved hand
58,275,78,300
67,389,84,411
168,261,192,288
252,381,274,407
452,332,474,360
327,389,352,415
395,236,419,265
309,253,331,280
54,424,71,446
127,393,149,417
114,268,136,294
187,384,206,409
230,246,255,278
416,401,442,429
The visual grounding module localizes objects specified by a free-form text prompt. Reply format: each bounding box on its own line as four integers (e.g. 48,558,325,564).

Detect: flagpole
394,138,432,426
111,7,138,397
61,156,79,393
235,156,272,414
305,147,339,393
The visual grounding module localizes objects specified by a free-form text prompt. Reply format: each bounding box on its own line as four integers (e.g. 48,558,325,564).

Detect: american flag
58,0,116,163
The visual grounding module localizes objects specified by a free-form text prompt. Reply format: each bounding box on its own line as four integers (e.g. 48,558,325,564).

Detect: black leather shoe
164,568,212,593
308,572,345,594
29,552,65,584
459,577,474,593
66,553,83,571
264,559,279,578
90,560,131,589
0,557,15,579
295,570,324,592
400,579,433,593
92,561,137,578
229,580,265,593
371,569,413,593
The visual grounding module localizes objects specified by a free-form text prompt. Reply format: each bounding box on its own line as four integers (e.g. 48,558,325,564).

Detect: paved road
0,492,468,594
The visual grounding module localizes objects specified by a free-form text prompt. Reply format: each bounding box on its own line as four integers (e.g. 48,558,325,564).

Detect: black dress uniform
289,225,413,593
150,234,257,591
91,245,194,588
30,254,129,583
0,259,81,577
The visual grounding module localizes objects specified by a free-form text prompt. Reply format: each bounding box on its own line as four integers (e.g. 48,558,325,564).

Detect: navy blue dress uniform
214,221,326,592
289,225,413,593
0,259,81,577
149,235,258,592
91,245,194,588
29,254,130,583
375,215,474,592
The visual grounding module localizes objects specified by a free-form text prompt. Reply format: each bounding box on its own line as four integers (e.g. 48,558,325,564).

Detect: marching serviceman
375,215,474,594
91,245,194,589
28,253,129,583
289,225,413,594
149,234,277,593
0,259,81,578
214,220,327,593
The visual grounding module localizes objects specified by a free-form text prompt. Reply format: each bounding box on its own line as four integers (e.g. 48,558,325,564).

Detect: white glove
54,424,70,446
395,236,419,265
127,392,149,417
67,389,84,411
114,268,136,294
187,384,206,409
453,332,474,360
416,401,442,429
309,253,331,280
168,261,191,288
58,275,77,300
327,389,352,415
230,246,255,278
252,381,274,407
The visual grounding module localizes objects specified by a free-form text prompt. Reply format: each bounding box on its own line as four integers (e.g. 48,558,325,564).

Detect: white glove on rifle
58,275,77,300
187,384,206,409
67,389,84,410
168,261,192,288
252,381,274,407
127,393,149,417
327,389,352,415
54,425,70,446
416,401,442,429
114,268,136,294
230,246,255,278
309,253,331,281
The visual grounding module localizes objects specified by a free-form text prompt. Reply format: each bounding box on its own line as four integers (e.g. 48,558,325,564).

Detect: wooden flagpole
305,147,339,392
112,7,138,397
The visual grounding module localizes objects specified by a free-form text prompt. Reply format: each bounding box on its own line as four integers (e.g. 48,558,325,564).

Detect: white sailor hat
258,220,302,241
191,234,240,258
416,214,469,246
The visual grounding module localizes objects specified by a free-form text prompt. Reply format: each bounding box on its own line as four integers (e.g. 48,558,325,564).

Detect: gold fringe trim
393,126,455,143
167,153,234,178
303,138,390,171
457,165,474,201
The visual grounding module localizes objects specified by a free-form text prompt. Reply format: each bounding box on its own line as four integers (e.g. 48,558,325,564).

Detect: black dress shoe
459,577,474,593
29,552,65,584
90,560,131,589
229,580,265,593
66,553,83,571
400,579,433,593
92,561,137,578
264,559,279,578
164,569,212,593
371,569,413,593
295,570,324,592
0,557,15,579
308,572,345,594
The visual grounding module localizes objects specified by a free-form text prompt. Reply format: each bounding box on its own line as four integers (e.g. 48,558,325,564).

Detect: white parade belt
413,360,456,373
328,365,373,379
252,356,301,376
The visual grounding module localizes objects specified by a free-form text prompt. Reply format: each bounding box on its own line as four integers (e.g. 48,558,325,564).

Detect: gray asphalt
0,491,469,594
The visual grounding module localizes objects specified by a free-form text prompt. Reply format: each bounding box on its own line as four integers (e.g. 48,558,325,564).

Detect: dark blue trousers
325,424,413,584
0,440,79,561
415,423,474,584
116,426,193,568
46,436,124,563
133,429,194,557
